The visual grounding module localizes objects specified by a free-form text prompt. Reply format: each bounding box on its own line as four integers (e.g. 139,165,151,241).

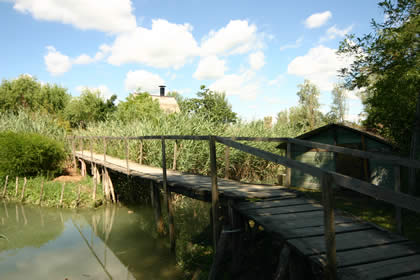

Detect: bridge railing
70,134,420,280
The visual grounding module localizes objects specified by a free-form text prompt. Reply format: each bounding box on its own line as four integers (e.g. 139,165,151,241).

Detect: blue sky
0,0,385,122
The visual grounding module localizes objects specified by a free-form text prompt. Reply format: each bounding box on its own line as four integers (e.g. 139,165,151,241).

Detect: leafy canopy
116,92,162,123
338,0,420,149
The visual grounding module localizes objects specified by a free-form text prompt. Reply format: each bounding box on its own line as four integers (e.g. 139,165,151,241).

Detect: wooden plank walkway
75,151,420,279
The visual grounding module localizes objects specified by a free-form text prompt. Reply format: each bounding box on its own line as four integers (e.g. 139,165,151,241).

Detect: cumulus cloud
320,25,353,42
12,0,136,33
304,11,332,29
268,74,285,86
107,19,199,69
124,70,165,93
279,36,303,51
200,20,263,56
210,70,260,100
248,51,265,70
44,46,72,76
287,45,354,91
193,56,226,80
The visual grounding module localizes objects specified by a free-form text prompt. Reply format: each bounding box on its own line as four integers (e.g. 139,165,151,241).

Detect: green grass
289,186,420,243
0,175,104,208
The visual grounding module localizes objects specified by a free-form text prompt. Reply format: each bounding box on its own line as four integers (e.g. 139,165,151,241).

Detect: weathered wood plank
311,241,420,268
393,274,420,280
281,223,373,240
339,255,420,280
243,204,322,216
236,198,316,211
289,229,407,257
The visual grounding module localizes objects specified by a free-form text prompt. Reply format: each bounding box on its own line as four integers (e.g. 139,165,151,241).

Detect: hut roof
277,123,394,150
151,95,180,114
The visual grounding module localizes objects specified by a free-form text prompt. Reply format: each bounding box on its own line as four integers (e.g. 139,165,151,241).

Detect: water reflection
0,202,181,280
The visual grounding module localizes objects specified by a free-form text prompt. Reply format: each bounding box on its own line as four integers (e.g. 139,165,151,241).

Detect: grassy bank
1,171,104,208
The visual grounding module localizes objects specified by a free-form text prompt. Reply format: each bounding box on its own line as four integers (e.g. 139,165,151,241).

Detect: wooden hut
278,124,396,189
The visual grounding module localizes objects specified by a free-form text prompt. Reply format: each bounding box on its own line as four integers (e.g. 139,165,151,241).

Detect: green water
0,202,183,280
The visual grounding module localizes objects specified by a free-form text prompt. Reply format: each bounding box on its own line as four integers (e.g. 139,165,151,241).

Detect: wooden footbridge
72,135,420,280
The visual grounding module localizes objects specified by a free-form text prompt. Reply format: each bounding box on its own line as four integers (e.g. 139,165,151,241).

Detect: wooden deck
75,151,420,279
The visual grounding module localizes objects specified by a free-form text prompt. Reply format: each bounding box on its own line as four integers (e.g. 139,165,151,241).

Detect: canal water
0,202,183,279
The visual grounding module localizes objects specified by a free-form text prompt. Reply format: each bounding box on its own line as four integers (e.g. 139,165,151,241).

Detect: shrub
0,131,66,177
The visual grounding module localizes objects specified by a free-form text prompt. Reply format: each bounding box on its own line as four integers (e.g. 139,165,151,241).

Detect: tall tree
329,84,348,123
338,0,419,151
296,80,321,130
116,92,162,123
182,85,237,124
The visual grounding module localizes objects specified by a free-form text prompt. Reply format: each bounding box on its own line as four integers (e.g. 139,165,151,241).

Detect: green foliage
327,84,348,123
338,0,420,150
64,88,117,128
0,132,66,178
181,85,237,124
296,80,322,130
115,92,162,123
0,75,70,115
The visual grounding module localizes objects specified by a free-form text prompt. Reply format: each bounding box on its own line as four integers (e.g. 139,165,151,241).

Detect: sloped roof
151,95,180,114
277,123,394,149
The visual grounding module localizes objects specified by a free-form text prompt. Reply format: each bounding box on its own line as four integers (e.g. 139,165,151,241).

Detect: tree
64,89,117,128
116,92,162,123
328,84,348,123
338,0,419,151
296,80,321,130
0,75,70,114
182,85,237,124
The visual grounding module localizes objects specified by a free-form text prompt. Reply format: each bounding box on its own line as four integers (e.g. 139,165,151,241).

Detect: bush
0,131,66,177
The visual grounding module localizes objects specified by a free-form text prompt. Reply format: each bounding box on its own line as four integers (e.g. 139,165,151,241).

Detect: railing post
103,137,107,163
394,165,403,234
139,140,143,165
72,136,76,168
224,146,230,179
321,172,337,280
124,137,130,175
161,136,175,252
173,140,178,170
209,135,220,252
285,142,292,187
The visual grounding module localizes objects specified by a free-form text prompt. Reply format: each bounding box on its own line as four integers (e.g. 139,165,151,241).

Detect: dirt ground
53,167,83,183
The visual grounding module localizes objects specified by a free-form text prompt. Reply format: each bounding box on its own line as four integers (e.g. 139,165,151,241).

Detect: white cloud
107,19,199,69
44,46,72,76
287,45,354,91
320,25,353,42
248,51,265,70
304,11,332,29
200,20,263,56
76,85,114,99
73,54,94,65
210,70,260,100
268,74,285,86
193,56,226,80
124,70,165,93
12,0,136,33
279,36,303,51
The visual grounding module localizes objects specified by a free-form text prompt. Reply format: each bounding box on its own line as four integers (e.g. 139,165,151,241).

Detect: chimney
159,85,166,97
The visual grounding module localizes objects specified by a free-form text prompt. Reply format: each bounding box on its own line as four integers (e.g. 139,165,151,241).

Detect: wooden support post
285,142,292,187
2,175,8,198
224,146,230,179
106,168,116,203
39,178,44,205
394,165,403,234
209,136,220,252
72,136,76,168
139,140,143,165
274,244,291,280
76,184,81,207
59,183,65,207
173,140,178,170
92,167,97,201
124,137,130,175
161,136,175,251
20,177,27,201
321,173,337,280
361,135,370,181
15,177,19,197
150,181,164,235
103,137,107,163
